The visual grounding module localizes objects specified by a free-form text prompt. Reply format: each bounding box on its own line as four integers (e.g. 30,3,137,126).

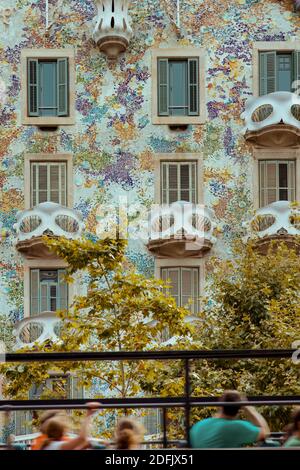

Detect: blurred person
113,418,144,450
284,408,300,448
31,410,70,450
40,402,100,450
190,390,270,448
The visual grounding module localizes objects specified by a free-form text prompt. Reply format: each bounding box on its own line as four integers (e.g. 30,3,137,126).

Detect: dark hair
292,407,300,432
220,390,242,417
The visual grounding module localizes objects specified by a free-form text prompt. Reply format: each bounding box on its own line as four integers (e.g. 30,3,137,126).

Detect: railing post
185,358,191,447
162,407,168,448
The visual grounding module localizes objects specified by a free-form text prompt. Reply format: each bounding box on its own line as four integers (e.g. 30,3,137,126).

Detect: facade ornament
93,0,133,61
241,91,300,147
14,202,84,259
146,201,217,258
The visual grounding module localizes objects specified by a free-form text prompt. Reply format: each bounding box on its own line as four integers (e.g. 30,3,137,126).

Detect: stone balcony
245,200,300,253
13,312,61,350
241,92,300,147
14,202,84,259
146,201,216,258
93,0,133,60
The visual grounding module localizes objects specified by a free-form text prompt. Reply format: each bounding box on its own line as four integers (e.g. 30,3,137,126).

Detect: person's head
44,417,68,440
114,418,144,450
220,390,242,418
292,407,300,433
40,410,68,434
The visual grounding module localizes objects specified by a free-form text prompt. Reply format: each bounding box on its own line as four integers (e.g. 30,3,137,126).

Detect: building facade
0,0,300,436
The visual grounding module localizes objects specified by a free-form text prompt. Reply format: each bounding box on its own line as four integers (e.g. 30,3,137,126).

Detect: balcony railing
241,91,300,147
146,202,217,258
1,349,299,449
244,200,300,251
13,312,62,350
14,202,84,258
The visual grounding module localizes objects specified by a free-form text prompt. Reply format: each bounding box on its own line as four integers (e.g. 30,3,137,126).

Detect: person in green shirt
190,390,270,448
284,408,300,448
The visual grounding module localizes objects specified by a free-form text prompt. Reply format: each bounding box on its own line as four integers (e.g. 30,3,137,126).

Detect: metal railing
1,349,299,448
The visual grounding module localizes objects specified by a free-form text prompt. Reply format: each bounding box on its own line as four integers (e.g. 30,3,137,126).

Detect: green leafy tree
150,240,300,432
1,236,194,437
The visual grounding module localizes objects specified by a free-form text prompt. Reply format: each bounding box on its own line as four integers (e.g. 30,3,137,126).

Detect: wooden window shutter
28,59,39,116
57,58,68,116
30,269,40,316
181,268,192,311
259,51,277,95
293,50,300,90
50,164,60,203
158,58,169,116
188,58,199,115
166,268,180,306
191,162,197,203
180,164,191,202
60,163,67,206
58,269,68,310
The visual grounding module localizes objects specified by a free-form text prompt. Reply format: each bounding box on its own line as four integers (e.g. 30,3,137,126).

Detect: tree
193,242,300,430
148,240,300,432
1,236,194,437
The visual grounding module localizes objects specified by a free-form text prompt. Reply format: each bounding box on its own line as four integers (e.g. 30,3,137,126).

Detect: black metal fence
1,349,299,448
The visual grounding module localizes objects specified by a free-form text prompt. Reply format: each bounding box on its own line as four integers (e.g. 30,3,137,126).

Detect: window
27,58,68,117
259,51,300,95
15,376,83,436
161,161,197,204
158,58,199,116
31,162,67,206
161,267,199,314
21,49,75,126
30,269,68,316
142,409,162,436
259,160,296,206
152,49,205,125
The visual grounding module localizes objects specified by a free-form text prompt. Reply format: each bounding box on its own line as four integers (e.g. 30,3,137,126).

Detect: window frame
259,159,296,207
253,148,300,209
24,153,73,209
21,48,75,126
154,153,203,204
160,265,201,315
30,268,68,316
23,258,72,320
161,161,198,204
253,41,300,97
155,258,204,312
152,48,206,125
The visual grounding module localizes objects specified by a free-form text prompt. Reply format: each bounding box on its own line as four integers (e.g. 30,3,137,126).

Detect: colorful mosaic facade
0,0,299,325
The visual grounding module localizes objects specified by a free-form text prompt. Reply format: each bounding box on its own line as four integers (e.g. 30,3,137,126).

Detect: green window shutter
57,58,68,116
188,58,199,115
292,50,300,90
30,269,40,316
58,269,68,310
158,58,169,116
28,59,39,116
259,51,277,95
